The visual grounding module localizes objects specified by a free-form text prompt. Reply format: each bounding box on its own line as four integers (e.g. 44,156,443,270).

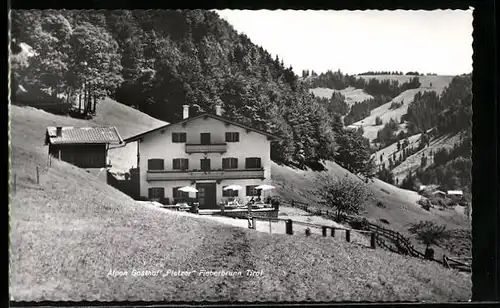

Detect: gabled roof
123,112,282,143
447,190,463,195
45,126,124,145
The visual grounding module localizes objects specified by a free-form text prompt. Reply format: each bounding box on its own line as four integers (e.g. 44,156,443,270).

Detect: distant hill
309,87,374,106
356,75,454,92
349,75,454,141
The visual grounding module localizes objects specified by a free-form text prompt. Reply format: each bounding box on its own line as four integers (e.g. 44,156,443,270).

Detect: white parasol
178,186,198,200
223,184,243,191
255,184,276,202
255,184,275,191
179,186,198,193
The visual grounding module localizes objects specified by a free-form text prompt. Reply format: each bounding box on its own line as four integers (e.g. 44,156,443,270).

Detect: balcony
185,143,227,154
146,168,265,181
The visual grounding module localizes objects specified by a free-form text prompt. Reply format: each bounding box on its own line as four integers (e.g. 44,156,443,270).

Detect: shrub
375,116,383,125
376,201,387,208
379,218,390,225
417,198,431,211
408,220,451,250
316,174,374,221
389,101,403,109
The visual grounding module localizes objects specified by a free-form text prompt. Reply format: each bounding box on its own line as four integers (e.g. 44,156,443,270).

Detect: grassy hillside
10,105,471,302
10,98,166,173
348,75,454,142
309,87,374,106
92,98,166,173
390,133,464,183
271,160,470,258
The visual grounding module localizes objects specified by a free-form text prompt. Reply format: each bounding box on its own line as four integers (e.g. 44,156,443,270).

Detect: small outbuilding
44,126,124,182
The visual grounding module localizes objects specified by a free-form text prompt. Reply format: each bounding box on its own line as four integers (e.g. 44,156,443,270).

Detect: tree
408,221,451,251
316,174,374,221
68,22,123,115
334,130,373,177
12,11,74,100
420,154,428,168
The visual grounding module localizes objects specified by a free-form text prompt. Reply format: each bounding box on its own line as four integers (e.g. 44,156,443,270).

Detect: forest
400,74,472,197
10,9,374,174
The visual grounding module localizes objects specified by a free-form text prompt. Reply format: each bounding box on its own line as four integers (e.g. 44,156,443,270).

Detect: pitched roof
45,126,124,145
123,112,282,143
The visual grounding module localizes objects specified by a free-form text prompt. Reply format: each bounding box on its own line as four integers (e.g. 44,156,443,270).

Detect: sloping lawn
10,149,471,302
9,104,471,302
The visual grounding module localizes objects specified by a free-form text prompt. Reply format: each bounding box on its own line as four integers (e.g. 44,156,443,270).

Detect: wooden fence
442,256,472,272
285,199,424,257
250,215,377,250
284,199,473,272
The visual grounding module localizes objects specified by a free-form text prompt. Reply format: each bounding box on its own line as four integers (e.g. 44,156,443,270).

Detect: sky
215,9,473,76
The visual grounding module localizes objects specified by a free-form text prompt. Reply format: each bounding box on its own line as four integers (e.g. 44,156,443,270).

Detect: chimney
56,126,62,137
215,104,222,116
182,105,189,119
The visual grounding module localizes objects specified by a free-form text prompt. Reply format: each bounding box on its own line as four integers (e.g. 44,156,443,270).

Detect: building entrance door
196,182,217,209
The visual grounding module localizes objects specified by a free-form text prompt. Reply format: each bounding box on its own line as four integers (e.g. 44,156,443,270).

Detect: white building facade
124,105,279,209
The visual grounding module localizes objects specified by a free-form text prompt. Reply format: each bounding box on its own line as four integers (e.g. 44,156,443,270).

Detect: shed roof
45,126,123,145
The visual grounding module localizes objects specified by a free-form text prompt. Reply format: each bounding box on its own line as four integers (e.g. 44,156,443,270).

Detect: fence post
345,229,351,242
36,166,39,184
331,228,335,237
252,217,257,230
13,174,16,193
269,219,272,234
322,226,327,237
285,219,293,235
370,232,376,249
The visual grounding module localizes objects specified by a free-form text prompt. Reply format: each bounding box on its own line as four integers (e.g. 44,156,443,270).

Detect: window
222,186,239,197
172,132,186,143
246,185,261,197
200,133,211,145
148,159,164,170
222,158,238,169
200,158,211,171
172,158,189,170
245,157,261,169
225,132,240,142
173,187,189,202
148,187,165,201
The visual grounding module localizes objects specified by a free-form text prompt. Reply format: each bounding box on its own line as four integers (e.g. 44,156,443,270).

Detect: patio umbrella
255,184,275,190
179,186,198,200
255,184,276,201
179,186,198,193
223,184,243,191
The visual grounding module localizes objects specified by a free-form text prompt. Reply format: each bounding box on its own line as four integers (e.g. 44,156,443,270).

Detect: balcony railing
146,168,265,181
185,143,227,154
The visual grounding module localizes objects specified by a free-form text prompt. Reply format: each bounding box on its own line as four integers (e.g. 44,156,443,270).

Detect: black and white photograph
9,8,474,303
